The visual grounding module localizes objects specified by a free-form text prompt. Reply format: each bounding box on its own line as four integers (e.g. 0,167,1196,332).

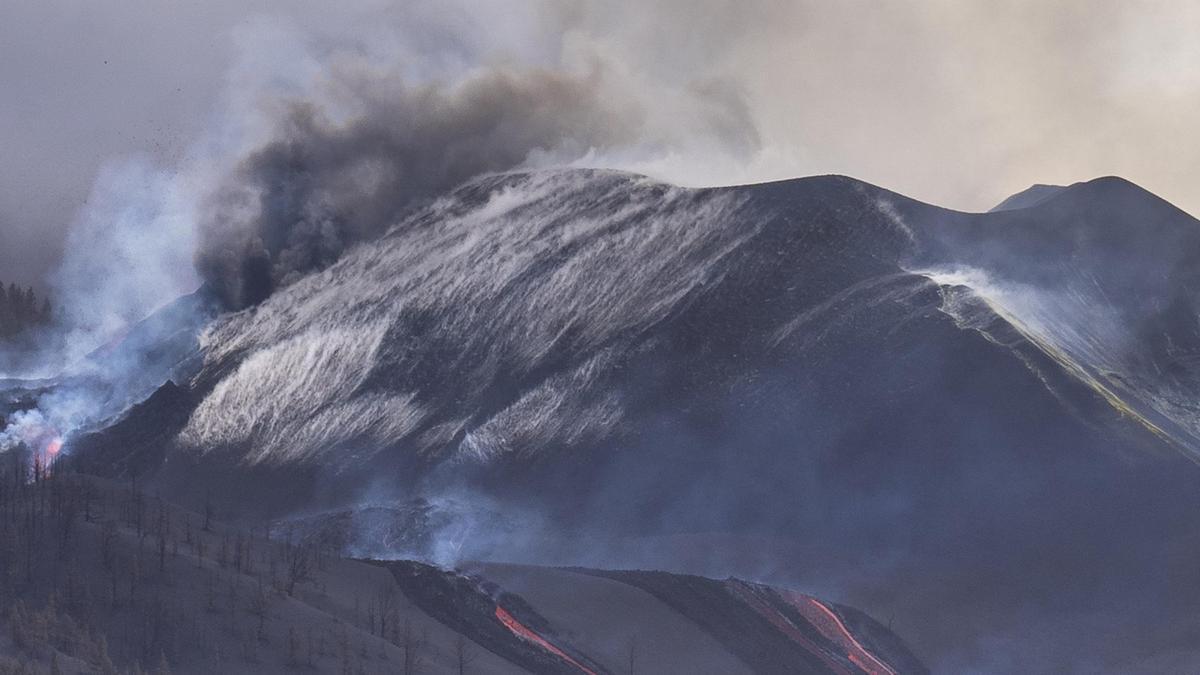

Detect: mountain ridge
17,166,1200,671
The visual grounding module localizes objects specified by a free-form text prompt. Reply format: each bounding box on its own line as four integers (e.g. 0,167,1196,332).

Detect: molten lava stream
780,590,897,675
728,581,854,675
494,605,597,675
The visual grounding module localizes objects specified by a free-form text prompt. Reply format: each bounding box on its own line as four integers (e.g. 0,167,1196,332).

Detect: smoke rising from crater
195,36,760,308
7,0,1200,323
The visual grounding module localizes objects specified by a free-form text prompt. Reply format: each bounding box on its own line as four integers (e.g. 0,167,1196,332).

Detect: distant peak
1064,175,1156,199
991,175,1179,215
989,183,1066,212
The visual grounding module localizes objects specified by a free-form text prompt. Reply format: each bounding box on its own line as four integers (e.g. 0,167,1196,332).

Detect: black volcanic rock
63,379,196,479
64,168,1200,672
378,560,927,675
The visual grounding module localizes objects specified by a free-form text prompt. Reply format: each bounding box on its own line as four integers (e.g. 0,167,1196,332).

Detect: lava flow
494,605,597,675
727,580,855,675
779,590,897,675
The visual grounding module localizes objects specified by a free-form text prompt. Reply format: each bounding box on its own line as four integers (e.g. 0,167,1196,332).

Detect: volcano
51,168,1200,672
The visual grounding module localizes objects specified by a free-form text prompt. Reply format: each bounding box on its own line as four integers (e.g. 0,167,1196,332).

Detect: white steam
51,159,200,368
913,263,1200,455
1,7,768,458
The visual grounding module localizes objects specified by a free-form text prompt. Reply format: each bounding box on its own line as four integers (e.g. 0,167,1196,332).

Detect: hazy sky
3,0,1200,290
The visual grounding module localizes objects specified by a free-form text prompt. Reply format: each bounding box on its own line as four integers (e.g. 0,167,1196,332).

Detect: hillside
0,467,922,674
17,168,1200,671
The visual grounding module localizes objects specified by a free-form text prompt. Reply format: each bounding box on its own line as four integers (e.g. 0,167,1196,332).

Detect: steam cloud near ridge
12,0,1200,348
3,5,769,370
0,8,763,464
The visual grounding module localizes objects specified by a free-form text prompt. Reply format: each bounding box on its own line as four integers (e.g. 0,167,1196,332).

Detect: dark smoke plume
196,63,737,309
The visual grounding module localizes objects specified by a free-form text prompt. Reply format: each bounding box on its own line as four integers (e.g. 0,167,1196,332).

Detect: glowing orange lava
494,606,596,675
728,581,854,675
781,591,897,675
726,580,899,675
34,431,64,469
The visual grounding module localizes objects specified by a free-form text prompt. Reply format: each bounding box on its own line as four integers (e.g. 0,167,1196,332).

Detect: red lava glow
33,430,64,468
494,606,596,675
17,424,64,470
780,590,897,675
44,437,63,460
728,581,854,675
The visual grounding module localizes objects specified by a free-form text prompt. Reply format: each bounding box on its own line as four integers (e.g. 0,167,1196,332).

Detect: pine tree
9,601,29,651
0,282,12,337
0,283,51,342
96,636,118,675
22,287,34,319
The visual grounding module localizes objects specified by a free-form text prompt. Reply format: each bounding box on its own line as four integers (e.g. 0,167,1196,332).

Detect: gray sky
3,0,1200,291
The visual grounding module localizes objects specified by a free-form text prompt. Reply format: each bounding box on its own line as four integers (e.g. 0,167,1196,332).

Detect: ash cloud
196,65,642,308
196,48,760,308
8,0,1200,300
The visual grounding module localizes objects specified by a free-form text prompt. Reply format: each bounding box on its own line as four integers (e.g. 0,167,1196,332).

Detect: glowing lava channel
728,581,855,675
727,579,897,675
779,590,897,675
494,606,597,675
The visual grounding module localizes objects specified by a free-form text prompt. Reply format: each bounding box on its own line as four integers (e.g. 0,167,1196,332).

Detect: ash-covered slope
903,177,1200,458
182,169,774,468
173,172,1200,473
68,168,1200,672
